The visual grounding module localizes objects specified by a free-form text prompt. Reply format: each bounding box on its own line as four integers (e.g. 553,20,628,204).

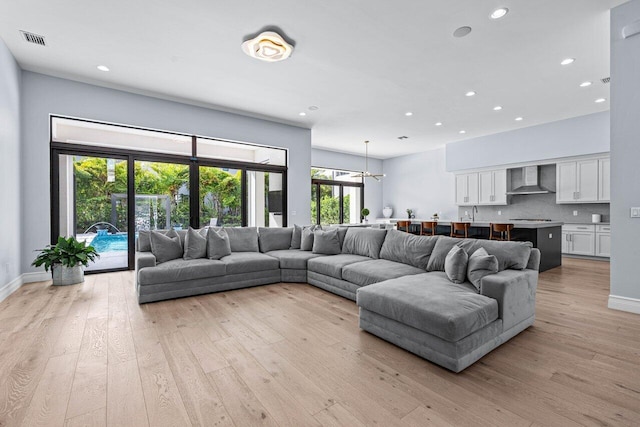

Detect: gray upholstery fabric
138,229,176,252
324,226,348,248
258,227,293,253
281,269,307,283
135,252,156,284
444,245,468,284
290,224,303,249
138,258,226,286
379,230,439,270
342,259,425,287
266,249,325,269
426,236,460,272
312,228,342,255
356,272,498,342
480,269,538,330
183,227,208,260
457,239,533,271
221,252,280,274
467,247,499,291
307,271,361,301
527,248,541,271
307,254,371,279
301,226,316,251
138,270,281,303
149,230,183,263
224,227,259,252
341,228,387,259
207,228,232,260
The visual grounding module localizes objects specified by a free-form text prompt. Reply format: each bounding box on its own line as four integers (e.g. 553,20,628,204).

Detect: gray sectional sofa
135,226,539,372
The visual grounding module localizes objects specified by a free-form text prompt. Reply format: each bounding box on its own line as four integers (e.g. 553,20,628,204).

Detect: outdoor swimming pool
90,233,128,253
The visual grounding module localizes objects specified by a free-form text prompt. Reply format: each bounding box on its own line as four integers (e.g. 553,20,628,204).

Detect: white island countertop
375,218,563,229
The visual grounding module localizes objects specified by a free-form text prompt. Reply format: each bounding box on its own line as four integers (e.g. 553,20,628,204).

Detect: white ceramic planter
52,264,85,286
383,207,393,218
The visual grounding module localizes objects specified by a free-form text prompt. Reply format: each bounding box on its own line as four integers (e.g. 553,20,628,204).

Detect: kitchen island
377,218,562,272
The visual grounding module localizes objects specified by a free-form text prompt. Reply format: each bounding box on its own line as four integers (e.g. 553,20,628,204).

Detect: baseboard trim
0,271,51,303
608,295,640,315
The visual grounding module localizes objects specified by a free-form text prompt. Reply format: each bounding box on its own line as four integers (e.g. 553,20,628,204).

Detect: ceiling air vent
601,77,610,84
20,31,46,46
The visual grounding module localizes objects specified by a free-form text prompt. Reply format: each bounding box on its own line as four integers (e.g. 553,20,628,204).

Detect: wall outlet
291,210,297,216
549,233,553,239
631,207,640,218
464,210,468,216
498,210,502,216
573,210,578,216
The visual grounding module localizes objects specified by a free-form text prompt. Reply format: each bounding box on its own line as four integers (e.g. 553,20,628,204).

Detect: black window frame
311,174,364,226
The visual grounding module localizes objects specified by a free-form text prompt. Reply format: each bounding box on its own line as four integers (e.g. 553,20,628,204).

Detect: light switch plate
549,233,553,238
573,210,578,216
498,210,502,216
631,207,640,218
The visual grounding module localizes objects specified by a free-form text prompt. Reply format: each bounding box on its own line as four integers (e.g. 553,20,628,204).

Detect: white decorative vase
52,264,84,286
382,207,393,218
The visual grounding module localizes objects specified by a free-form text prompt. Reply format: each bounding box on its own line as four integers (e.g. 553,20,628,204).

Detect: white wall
0,38,22,292
311,148,383,218
382,147,457,220
446,111,610,172
21,72,311,273
610,0,640,309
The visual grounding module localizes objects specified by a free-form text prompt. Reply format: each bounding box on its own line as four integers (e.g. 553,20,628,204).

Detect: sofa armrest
480,269,538,330
135,252,156,285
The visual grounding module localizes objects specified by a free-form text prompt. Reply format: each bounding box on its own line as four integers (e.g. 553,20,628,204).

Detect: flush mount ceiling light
595,98,607,103
299,112,306,116
459,130,466,134
490,8,509,19
515,116,524,121
435,122,443,126
465,91,476,97
405,112,413,116
97,65,110,72
493,106,503,111
560,58,575,65
580,81,592,87
453,26,472,38
241,31,293,62
351,141,385,181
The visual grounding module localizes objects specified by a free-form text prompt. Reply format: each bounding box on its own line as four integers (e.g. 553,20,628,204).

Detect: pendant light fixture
351,140,385,181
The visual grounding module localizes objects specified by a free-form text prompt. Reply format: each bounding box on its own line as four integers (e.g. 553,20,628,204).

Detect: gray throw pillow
258,227,293,253
301,226,316,251
224,227,259,252
207,228,232,260
426,236,460,272
444,245,468,284
149,230,183,263
341,228,387,259
312,228,341,255
457,239,533,271
183,227,207,260
290,224,303,249
467,247,499,291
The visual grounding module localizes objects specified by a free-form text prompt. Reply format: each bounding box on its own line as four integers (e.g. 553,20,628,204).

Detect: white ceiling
0,0,626,159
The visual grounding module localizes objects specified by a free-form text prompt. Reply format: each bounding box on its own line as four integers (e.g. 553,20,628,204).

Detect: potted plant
361,207,370,223
32,236,100,286
406,208,413,219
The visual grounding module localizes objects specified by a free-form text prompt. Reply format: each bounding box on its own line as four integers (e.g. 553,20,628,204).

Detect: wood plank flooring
0,257,638,426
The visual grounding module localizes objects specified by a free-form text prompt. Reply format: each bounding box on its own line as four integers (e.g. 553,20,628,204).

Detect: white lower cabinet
562,224,609,258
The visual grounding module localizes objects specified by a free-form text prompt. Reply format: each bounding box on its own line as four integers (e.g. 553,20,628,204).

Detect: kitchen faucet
472,205,478,222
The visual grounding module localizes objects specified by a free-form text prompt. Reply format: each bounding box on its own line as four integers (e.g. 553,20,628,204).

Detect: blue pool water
90,233,128,252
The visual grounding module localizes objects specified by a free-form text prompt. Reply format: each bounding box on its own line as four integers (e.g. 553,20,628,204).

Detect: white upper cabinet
556,157,608,203
598,158,610,202
455,173,478,206
478,169,507,205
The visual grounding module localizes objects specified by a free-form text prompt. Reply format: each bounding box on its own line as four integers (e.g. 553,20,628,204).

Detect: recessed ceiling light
435,122,443,126
453,26,472,38
241,31,293,62
405,112,413,116
515,117,524,121
97,65,109,72
493,106,502,111
299,112,306,116
579,81,592,87
595,98,606,103
459,130,466,134
560,58,575,66
490,8,509,19
465,91,476,97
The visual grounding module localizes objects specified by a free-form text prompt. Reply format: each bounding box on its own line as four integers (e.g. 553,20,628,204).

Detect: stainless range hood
506,166,554,195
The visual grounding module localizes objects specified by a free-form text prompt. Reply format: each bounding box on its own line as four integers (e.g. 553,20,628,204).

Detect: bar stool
450,222,470,238
489,223,514,241
396,220,412,233
420,221,437,236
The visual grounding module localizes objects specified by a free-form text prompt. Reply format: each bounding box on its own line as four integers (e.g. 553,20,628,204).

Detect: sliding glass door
199,166,242,227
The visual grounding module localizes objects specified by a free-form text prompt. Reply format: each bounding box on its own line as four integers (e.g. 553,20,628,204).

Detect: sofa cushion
221,252,280,274
342,259,425,287
138,229,174,252
307,254,371,279
324,226,348,248
426,236,460,272
467,247,499,291
138,258,226,286
149,230,183,263
379,229,439,270
301,226,316,251
290,224,303,249
224,227,259,252
458,239,533,271
266,249,326,269
356,272,499,342
312,229,342,255
444,245,468,284
341,228,387,259
207,228,232,260
183,227,208,260
258,227,293,253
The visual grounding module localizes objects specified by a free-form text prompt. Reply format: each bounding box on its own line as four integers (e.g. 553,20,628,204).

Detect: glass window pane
58,154,129,271
135,161,190,230
199,166,242,227
246,171,284,227
197,138,286,166
52,117,192,156
312,167,362,183
343,186,362,224
319,184,341,226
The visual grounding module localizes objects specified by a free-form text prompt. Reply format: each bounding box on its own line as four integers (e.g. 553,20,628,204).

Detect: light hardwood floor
0,257,638,426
